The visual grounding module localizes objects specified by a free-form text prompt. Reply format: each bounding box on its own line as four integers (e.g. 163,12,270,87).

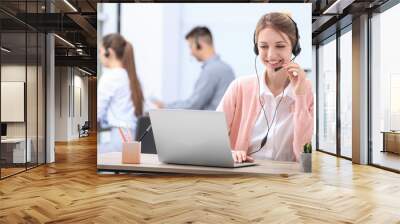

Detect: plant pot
301,153,312,173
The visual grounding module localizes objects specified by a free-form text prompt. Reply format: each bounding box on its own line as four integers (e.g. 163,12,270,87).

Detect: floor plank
0,134,399,223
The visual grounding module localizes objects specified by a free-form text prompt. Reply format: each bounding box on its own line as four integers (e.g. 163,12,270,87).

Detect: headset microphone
273,56,297,72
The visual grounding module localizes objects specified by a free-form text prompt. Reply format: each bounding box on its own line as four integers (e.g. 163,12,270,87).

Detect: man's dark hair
185,26,213,48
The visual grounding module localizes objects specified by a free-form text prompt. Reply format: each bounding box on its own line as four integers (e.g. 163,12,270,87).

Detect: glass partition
0,0,46,179
0,30,28,177
317,36,337,155
371,3,400,171
339,28,352,158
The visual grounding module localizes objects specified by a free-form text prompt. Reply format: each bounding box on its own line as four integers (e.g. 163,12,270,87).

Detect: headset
191,26,212,50
253,15,301,57
249,15,300,156
104,48,110,58
194,35,201,50
105,40,127,58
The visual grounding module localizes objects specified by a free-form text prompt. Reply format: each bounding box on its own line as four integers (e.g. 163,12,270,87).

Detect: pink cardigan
217,75,314,162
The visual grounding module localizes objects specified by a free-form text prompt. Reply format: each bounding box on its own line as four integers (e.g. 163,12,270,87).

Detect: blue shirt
166,55,235,110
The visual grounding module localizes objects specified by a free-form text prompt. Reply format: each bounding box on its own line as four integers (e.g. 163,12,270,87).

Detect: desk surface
1,138,26,143
381,131,400,134
97,152,302,175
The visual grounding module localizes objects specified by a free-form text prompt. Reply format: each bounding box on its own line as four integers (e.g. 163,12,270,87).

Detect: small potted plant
301,142,312,173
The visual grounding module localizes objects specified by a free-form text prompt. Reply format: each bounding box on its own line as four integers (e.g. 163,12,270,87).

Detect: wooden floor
1,163,45,178
372,150,400,171
1,167,25,178
1,135,400,223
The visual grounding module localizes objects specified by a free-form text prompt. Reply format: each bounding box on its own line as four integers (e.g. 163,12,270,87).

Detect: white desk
1,138,31,163
97,152,302,175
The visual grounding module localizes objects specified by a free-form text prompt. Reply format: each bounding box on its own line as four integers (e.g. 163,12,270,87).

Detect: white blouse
97,67,136,130
249,80,296,161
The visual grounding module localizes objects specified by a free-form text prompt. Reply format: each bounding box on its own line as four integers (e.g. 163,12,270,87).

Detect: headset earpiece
253,31,259,55
292,44,301,57
105,48,110,58
253,44,259,55
195,35,201,50
288,16,301,57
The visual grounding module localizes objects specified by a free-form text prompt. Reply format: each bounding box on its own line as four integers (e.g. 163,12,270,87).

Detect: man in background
152,26,235,110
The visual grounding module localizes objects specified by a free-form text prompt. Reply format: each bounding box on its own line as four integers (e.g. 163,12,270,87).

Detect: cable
254,56,270,131
249,55,288,156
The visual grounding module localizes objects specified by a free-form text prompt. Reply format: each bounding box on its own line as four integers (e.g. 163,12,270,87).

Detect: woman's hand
231,150,254,163
151,99,165,109
283,62,307,95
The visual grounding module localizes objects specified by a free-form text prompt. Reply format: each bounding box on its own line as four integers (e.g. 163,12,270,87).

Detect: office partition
0,0,47,179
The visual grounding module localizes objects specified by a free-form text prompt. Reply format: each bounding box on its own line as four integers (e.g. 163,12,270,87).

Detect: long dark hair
102,33,144,117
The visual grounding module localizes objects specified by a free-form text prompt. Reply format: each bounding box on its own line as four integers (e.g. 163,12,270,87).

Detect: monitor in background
1,123,7,138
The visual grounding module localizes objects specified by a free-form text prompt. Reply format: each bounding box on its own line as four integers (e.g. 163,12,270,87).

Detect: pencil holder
122,141,141,164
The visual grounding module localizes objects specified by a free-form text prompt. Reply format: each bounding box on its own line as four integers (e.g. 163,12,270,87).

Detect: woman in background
98,33,144,153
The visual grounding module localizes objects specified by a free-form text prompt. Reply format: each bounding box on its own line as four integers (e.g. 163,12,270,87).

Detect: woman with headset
217,12,314,162
98,33,144,153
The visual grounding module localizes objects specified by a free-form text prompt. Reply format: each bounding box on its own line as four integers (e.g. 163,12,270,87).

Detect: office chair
135,116,157,154
79,121,90,138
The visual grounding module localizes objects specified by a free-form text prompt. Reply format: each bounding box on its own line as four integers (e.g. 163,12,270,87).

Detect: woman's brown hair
102,33,144,117
254,12,298,49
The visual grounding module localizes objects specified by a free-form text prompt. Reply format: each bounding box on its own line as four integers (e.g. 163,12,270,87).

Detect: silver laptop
149,109,257,168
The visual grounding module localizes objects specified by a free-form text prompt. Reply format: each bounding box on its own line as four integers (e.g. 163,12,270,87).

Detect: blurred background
97,3,312,104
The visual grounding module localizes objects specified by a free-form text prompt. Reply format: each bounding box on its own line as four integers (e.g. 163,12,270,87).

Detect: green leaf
303,143,312,153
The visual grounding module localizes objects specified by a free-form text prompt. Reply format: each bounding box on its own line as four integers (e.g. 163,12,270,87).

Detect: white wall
98,3,118,36
55,67,68,141
120,4,164,100
101,3,312,104
72,74,89,138
54,67,89,141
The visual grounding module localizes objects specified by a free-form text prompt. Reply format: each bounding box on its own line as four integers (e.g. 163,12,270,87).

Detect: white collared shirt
97,67,136,130
249,78,296,161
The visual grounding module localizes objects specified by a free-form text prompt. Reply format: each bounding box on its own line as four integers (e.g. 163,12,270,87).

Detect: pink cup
122,141,141,164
